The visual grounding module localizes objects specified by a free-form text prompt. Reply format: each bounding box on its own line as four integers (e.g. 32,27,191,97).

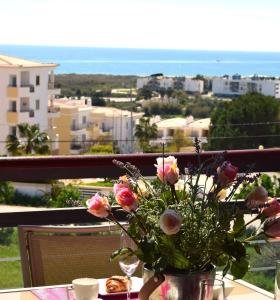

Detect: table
0,278,274,299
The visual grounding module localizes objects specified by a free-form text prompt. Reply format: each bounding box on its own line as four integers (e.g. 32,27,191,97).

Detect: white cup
72,278,99,300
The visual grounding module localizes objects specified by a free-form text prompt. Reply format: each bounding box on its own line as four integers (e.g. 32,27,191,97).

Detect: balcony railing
0,148,279,227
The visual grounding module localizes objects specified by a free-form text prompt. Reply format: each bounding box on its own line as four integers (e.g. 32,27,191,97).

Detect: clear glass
199,279,225,300
275,261,280,299
118,231,140,300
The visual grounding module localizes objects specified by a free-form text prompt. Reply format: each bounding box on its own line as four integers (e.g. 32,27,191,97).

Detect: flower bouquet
86,140,280,299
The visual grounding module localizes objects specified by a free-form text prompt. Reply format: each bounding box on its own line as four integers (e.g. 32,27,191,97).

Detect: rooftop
0,54,58,68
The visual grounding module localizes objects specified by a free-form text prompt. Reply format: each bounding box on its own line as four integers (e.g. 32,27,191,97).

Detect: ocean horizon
1,44,280,77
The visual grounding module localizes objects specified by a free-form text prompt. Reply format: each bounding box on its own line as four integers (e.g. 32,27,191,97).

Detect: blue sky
1,0,280,51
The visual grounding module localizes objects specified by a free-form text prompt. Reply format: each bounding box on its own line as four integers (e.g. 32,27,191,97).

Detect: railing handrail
0,149,279,227
0,148,279,181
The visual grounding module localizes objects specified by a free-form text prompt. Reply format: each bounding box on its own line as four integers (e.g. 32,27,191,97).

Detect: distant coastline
1,44,280,77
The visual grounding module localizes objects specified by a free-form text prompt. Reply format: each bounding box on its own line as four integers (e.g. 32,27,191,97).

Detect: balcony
7,86,18,98
71,124,87,135
6,111,18,123
19,85,35,96
0,149,279,293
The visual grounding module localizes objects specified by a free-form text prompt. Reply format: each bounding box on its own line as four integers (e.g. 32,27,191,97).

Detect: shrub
0,228,14,246
9,191,48,207
46,183,81,208
0,182,14,204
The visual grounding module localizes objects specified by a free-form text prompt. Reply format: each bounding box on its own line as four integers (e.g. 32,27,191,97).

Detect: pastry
106,276,129,293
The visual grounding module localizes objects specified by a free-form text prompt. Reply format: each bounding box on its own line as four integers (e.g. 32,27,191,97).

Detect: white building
183,78,204,94
51,98,144,154
0,55,60,155
150,116,210,148
136,76,204,94
92,107,144,153
212,75,280,98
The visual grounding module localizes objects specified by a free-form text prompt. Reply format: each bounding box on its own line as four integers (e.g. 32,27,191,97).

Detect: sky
1,0,280,51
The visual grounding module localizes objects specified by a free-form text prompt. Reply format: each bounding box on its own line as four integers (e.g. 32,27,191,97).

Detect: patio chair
18,224,126,287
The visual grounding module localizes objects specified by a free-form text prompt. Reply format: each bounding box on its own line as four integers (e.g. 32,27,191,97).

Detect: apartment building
0,55,60,155
50,98,144,154
150,116,210,148
212,74,280,98
136,76,204,94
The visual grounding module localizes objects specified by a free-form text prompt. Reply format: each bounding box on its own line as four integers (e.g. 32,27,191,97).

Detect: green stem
170,184,179,203
242,231,264,243
109,212,139,246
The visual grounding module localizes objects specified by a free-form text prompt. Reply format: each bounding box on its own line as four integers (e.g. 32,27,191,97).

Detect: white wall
0,66,57,155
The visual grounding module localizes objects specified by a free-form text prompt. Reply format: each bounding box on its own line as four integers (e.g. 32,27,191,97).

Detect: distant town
1,54,280,156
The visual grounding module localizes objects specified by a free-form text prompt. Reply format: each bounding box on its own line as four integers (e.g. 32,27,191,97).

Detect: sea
1,44,280,77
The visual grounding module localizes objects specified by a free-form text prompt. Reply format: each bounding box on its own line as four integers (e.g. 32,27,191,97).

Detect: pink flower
116,187,138,212
159,209,182,235
262,198,280,217
264,213,280,239
155,156,180,185
246,186,268,208
86,193,111,218
113,176,131,194
217,161,238,187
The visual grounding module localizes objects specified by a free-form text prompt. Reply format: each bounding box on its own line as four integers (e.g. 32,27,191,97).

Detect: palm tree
6,134,22,156
135,117,158,152
6,123,50,156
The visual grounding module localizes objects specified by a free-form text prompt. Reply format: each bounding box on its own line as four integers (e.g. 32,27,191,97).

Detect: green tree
138,86,153,100
0,182,14,204
135,117,158,152
6,123,50,155
207,93,280,150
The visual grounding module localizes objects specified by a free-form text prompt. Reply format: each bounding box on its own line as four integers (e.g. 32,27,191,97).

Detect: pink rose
116,187,138,212
217,161,238,187
155,156,179,185
160,209,182,235
113,176,131,194
264,213,280,239
246,186,268,209
86,193,111,218
262,198,280,217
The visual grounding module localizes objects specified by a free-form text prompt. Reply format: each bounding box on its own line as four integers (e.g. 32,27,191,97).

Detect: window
9,75,17,87
35,99,40,110
36,75,40,86
10,126,16,136
82,116,87,124
9,101,17,112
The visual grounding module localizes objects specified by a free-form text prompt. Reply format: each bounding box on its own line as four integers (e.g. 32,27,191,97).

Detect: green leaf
222,260,231,277
110,247,130,261
224,239,246,260
213,254,229,267
253,244,261,255
233,214,245,237
170,249,190,269
231,258,249,279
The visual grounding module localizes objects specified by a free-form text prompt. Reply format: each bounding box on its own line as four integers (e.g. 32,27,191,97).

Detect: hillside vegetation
55,74,137,97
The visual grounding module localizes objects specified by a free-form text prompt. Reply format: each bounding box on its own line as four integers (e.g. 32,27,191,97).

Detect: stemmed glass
199,279,225,300
118,231,140,300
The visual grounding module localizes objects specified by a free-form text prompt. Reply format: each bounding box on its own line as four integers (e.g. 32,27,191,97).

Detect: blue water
1,44,280,76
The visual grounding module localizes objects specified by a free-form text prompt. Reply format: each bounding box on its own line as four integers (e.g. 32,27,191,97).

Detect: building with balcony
150,116,210,149
0,55,60,155
136,76,204,94
212,75,280,98
50,98,144,154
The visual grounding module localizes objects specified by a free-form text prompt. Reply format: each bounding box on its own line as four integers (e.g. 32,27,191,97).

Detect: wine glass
199,279,225,300
118,231,140,300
